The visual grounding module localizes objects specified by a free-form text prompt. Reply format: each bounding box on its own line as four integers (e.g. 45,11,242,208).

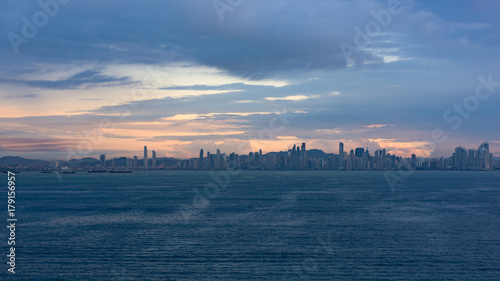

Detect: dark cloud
149,133,252,142
0,0,392,79
0,137,78,152
7,93,39,99
0,69,131,89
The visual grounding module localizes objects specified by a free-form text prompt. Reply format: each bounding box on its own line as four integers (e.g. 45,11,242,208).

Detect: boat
88,169,107,173
41,170,53,173
59,170,76,174
109,170,133,173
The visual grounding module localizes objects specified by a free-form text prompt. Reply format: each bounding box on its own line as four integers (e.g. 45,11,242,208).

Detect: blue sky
1,0,499,160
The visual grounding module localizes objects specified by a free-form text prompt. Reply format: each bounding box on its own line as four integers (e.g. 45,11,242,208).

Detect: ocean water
1,170,500,280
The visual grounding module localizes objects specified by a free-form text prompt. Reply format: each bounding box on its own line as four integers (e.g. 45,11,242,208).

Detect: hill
0,156,50,167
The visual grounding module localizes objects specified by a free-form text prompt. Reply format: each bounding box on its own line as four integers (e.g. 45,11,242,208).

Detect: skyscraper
100,154,105,168
301,143,307,169
478,142,490,170
454,146,467,169
134,156,138,168
144,146,148,170
479,142,489,152
199,149,204,169
339,142,344,168
152,150,157,169
355,147,365,158
296,146,300,169
216,149,221,169
468,149,476,169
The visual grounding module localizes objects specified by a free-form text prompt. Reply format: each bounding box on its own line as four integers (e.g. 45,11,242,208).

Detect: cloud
0,137,78,152
0,0,400,79
0,0,499,159
265,95,319,101
0,68,131,90
363,124,393,128
25,69,131,89
6,93,39,99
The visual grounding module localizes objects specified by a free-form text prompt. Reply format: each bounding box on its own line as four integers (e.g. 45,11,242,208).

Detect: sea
1,170,499,280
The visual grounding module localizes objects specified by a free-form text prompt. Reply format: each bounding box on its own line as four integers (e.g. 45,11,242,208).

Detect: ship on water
109,170,132,173
59,170,76,174
59,167,76,174
88,169,107,173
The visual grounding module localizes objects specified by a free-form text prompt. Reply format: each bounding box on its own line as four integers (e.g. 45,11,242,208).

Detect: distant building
355,147,365,158
339,142,344,168
144,146,148,169
216,149,221,169
301,143,307,169
199,149,204,169
454,146,466,169
133,156,138,168
100,154,106,168
478,142,490,170
152,150,157,169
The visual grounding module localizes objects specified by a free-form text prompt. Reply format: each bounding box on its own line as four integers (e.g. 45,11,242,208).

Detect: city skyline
1,141,498,171
1,1,500,160
2,2,500,279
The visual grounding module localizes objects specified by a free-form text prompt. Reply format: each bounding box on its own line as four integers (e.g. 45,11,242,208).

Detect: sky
1,0,499,160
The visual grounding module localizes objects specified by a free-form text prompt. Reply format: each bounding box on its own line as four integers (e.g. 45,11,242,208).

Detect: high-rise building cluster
188,142,416,170
451,142,493,170
2,142,498,171
185,142,498,171
98,146,159,170
140,146,157,170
